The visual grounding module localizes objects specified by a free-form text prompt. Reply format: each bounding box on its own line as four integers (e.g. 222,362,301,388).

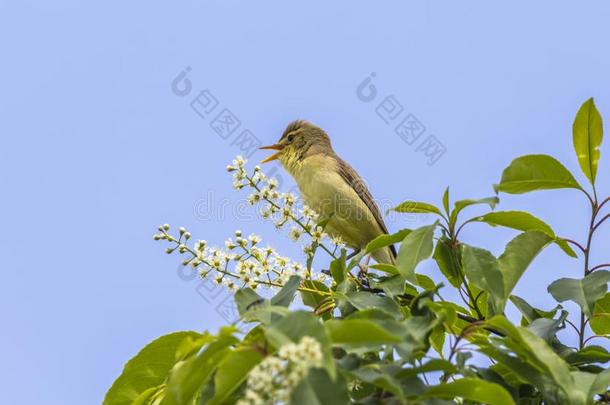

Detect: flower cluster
227,155,345,259
237,336,323,405
154,225,328,292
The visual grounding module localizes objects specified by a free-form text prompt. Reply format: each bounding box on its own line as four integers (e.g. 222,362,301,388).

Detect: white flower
239,336,322,404
225,238,237,250
247,191,261,205
288,227,302,241
311,226,325,243
267,178,278,189
233,155,246,167
330,234,345,247
283,193,296,205
302,206,318,220
259,206,272,219
248,234,261,245
275,256,289,267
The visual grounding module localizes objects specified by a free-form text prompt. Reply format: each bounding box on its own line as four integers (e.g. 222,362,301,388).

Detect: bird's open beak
259,144,285,163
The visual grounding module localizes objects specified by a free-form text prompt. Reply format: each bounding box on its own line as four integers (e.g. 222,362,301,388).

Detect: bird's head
259,120,332,171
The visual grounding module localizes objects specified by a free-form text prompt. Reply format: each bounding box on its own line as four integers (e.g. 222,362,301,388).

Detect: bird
259,120,396,264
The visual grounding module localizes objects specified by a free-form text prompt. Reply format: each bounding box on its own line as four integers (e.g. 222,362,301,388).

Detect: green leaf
498,231,552,298
325,319,403,346
484,316,576,401
450,196,499,226
329,252,347,284
344,291,401,318
300,280,330,309
369,274,405,297
364,228,412,255
235,288,265,318
473,210,575,257
290,369,350,405
422,378,516,405
442,187,450,214
433,236,462,288
208,348,263,405
591,293,610,335
548,270,610,316
495,154,582,194
368,263,399,275
103,331,201,405
565,345,610,366
461,244,505,315
267,311,335,376
396,222,437,283
348,365,405,398
573,97,603,185
161,328,238,405
510,295,559,325
589,368,610,398
390,200,441,215
271,275,301,307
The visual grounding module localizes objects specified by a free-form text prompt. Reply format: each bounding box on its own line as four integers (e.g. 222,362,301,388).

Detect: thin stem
590,264,610,273
579,194,598,349
454,218,475,240
564,238,586,254
564,319,580,336
598,196,610,213
584,335,610,346
593,213,610,233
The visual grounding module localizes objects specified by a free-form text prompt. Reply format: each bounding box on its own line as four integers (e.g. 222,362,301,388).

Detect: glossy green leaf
290,369,350,405
235,288,265,317
344,291,401,318
566,345,610,366
495,154,582,194
591,293,610,335
473,210,575,257
325,319,403,346
573,97,603,185
368,263,399,275
442,187,450,214
271,275,301,307
161,328,238,405
498,231,552,298
510,295,559,325
390,200,441,215
548,270,610,316
300,280,330,309
266,311,335,377
433,236,462,288
348,366,404,398
485,316,576,399
364,228,412,255
589,368,610,398
396,222,437,283
461,244,505,315
329,252,347,284
103,331,201,405
422,378,516,405
450,196,499,226
208,348,263,405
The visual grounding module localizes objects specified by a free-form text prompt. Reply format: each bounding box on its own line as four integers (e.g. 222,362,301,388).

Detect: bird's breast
291,155,383,249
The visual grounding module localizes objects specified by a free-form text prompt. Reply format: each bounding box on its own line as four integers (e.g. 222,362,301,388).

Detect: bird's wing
335,157,397,258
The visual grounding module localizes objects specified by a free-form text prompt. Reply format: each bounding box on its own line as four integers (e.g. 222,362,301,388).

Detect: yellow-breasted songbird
259,120,396,264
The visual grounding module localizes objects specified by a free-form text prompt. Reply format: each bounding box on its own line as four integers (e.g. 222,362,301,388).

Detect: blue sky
2,1,610,403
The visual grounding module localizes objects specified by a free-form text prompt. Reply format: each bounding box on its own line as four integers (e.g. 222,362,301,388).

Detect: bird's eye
287,134,295,142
